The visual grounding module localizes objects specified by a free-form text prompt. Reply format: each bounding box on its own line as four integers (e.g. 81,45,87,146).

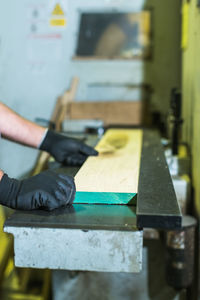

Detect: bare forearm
0,102,47,148
0,170,4,181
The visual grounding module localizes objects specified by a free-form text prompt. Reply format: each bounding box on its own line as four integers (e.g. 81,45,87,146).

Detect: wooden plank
74,129,143,204
55,77,79,131
68,101,144,126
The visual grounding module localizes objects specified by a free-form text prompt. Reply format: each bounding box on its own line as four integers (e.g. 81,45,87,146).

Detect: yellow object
0,206,13,280
178,144,188,158
182,1,189,50
182,0,200,216
50,18,66,27
51,3,64,16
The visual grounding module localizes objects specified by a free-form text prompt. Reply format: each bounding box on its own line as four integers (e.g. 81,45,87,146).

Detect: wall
182,0,200,214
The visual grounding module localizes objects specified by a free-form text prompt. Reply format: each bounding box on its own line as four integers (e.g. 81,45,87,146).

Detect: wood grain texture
74,129,143,204
68,101,144,126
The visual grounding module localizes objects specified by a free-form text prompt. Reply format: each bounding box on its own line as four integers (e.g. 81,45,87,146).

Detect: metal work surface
137,130,182,229
4,204,137,231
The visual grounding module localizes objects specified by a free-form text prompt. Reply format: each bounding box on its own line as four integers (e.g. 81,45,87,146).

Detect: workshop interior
0,0,199,299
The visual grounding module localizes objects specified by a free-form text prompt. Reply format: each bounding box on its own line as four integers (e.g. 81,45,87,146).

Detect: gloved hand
39,130,98,166
0,170,75,210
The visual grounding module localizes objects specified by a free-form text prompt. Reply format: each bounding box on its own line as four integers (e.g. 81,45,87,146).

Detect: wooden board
68,101,144,126
74,129,143,204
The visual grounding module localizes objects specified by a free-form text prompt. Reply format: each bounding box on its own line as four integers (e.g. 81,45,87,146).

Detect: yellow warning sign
52,3,64,16
50,18,66,27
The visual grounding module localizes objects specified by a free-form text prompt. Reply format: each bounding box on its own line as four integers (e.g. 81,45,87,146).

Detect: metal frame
137,130,182,229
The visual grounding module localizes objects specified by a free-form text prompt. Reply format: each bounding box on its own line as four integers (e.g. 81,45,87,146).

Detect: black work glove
40,130,98,166
0,170,75,211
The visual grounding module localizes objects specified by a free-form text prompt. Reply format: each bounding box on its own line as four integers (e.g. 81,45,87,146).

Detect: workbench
4,130,182,273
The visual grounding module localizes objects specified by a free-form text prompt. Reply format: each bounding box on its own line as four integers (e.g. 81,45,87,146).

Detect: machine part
4,204,143,273
4,204,137,231
165,143,191,177
137,130,182,229
62,119,104,135
0,206,13,285
0,261,51,300
165,215,197,289
143,228,160,239
165,143,191,215
172,175,190,214
165,154,191,177
170,88,183,156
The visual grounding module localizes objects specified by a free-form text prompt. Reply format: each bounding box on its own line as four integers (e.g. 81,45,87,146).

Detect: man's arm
0,101,98,166
0,170,4,180
0,102,98,211
0,102,46,148
0,103,76,211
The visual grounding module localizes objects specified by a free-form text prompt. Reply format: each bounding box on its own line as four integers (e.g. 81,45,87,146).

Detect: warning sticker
51,4,64,16
50,3,66,27
50,18,66,27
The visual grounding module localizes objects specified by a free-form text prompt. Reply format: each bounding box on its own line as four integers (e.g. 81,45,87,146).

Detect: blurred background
0,0,200,300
